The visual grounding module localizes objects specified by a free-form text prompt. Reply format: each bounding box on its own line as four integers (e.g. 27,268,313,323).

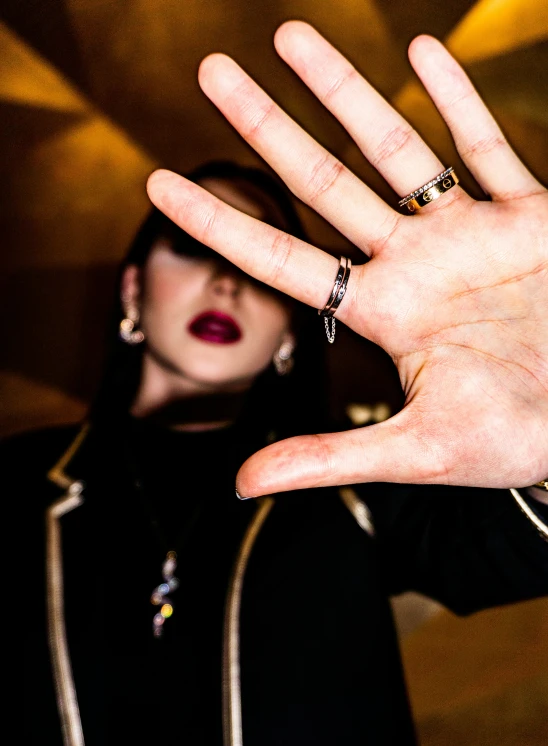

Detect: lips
188,310,242,344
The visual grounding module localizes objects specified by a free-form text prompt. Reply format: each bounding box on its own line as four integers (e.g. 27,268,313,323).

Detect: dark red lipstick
188,310,242,344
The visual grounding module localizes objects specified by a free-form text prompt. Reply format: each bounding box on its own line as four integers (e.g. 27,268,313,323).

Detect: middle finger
198,53,399,256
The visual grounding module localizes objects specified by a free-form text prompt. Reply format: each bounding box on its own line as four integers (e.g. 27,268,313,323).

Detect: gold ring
399,167,459,213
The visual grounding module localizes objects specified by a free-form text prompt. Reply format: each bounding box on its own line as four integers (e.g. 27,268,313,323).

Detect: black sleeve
361,484,548,615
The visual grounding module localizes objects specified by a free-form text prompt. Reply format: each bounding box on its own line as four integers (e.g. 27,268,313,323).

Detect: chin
155,342,271,390
176,341,268,383
176,360,255,390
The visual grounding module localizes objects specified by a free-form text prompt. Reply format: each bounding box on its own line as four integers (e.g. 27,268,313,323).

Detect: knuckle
265,229,293,285
196,200,220,245
371,125,415,168
459,132,507,161
322,66,360,105
175,193,220,246
311,433,338,483
445,86,475,110
305,154,345,205
235,83,277,140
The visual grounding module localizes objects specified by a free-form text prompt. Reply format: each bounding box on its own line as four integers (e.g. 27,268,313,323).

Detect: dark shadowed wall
2,0,547,437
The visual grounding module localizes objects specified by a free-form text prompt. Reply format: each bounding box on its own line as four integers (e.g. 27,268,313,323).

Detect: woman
8,160,548,746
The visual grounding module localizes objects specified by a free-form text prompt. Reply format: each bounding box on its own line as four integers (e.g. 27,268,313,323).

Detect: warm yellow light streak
0,21,87,112
393,0,548,145
25,117,156,210
447,0,548,64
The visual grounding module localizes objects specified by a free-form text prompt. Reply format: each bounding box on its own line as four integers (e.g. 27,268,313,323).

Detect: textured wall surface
1,2,547,741
2,0,547,437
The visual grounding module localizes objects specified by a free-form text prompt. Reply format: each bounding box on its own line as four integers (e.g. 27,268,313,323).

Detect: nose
210,264,243,299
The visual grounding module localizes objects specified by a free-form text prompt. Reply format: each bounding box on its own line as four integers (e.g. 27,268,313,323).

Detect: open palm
147,22,548,497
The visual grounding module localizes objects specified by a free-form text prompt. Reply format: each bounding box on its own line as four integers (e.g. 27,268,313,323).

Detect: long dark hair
90,160,329,441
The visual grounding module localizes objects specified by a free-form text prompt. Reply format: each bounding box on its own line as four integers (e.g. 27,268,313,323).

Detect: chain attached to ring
324,316,336,344
318,256,351,344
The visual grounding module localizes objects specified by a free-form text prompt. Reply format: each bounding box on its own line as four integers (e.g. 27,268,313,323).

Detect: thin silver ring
319,256,351,318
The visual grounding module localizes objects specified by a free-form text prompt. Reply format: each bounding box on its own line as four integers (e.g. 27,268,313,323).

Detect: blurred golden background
1,1,547,743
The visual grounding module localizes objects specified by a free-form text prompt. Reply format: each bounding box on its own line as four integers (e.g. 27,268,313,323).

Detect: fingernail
235,488,252,501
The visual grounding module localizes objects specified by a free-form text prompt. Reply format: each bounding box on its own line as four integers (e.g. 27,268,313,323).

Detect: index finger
146,169,360,323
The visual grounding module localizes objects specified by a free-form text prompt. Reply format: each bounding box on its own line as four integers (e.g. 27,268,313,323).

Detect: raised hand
147,21,548,497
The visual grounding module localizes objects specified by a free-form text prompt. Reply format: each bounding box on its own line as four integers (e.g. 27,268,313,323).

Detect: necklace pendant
151,550,180,638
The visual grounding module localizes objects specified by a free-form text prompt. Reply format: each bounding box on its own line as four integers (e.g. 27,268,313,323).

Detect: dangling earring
273,340,294,376
120,304,145,345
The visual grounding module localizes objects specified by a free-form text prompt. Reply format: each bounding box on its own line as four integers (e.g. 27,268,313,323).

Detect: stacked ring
318,256,351,343
399,167,459,213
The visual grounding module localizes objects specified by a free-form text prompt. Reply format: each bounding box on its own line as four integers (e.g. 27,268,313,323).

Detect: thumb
235,413,438,497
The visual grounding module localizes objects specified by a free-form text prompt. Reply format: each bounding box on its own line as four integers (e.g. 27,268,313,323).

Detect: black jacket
7,421,548,746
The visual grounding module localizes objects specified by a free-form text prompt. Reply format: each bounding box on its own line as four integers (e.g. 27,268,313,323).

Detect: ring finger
274,21,467,209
